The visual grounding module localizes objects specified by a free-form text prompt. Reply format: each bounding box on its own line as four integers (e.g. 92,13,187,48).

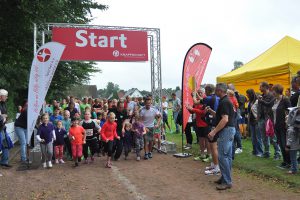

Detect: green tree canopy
0,0,107,118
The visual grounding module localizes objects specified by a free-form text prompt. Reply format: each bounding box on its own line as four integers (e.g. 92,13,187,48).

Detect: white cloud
89,0,300,90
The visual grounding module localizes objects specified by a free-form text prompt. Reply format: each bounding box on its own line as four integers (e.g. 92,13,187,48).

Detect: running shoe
205,168,220,175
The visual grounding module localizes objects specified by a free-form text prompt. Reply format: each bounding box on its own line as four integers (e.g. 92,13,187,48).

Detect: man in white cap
0,89,8,121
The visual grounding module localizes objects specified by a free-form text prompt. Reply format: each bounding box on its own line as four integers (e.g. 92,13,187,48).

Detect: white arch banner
27,42,65,144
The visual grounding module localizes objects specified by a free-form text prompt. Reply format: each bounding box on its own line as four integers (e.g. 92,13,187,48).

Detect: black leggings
104,140,114,157
185,122,193,145
112,138,123,160
83,138,98,158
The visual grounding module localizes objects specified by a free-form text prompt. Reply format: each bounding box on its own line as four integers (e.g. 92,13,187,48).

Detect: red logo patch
37,48,51,62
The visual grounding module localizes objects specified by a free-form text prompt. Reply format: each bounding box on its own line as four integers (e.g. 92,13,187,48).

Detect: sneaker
144,154,149,160
47,161,53,168
148,152,153,159
274,155,281,160
287,170,296,174
136,156,141,161
59,159,65,164
55,159,59,164
205,168,220,175
184,146,192,150
84,158,89,164
75,162,79,167
91,156,95,162
255,153,263,157
235,148,243,154
43,162,47,168
263,153,270,158
205,164,215,170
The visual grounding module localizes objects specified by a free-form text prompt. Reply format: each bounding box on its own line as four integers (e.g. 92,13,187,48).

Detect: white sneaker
47,161,53,168
205,168,220,175
205,163,215,170
235,148,243,154
59,159,65,164
136,156,141,161
55,159,59,164
43,162,47,168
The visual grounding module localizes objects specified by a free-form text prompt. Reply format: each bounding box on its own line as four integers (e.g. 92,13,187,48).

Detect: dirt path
0,151,299,200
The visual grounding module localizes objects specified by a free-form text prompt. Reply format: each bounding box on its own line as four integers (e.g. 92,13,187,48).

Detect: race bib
85,129,93,137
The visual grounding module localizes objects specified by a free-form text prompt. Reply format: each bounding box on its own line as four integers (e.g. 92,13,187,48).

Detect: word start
76,30,127,48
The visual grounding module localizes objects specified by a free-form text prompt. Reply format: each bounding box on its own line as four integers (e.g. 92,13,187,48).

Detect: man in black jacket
257,82,280,159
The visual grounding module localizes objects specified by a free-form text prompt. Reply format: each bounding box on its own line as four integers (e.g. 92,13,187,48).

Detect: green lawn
165,109,300,188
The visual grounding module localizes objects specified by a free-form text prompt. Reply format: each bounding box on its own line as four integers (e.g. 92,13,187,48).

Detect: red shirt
191,104,208,127
101,121,118,141
69,125,85,145
229,96,239,112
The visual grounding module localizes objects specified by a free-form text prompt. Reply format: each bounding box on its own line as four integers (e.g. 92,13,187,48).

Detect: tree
232,61,244,71
0,0,107,118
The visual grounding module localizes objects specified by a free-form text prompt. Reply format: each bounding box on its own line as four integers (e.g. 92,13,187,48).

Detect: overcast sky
88,0,300,91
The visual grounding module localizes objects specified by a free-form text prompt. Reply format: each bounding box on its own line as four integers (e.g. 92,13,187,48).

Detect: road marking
111,166,149,200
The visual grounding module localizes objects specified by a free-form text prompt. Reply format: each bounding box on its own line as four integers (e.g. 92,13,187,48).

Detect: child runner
153,114,164,151
123,122,132,160
50,107,63,127
54,120,66,164
36,113,56,168
81,111,101,164
101,112,120,168
69,117,86,167
132,114,146,161
62,110,72,160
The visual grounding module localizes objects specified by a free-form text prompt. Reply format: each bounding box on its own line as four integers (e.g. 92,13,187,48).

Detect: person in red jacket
101,112,120,168
186,90,210,163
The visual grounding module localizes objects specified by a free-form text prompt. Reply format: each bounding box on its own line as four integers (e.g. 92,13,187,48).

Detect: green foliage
0,0,107,112
98,82,119,99
232,60,244,71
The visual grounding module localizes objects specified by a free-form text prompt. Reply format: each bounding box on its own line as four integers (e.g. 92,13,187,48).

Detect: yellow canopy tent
217,36,300,95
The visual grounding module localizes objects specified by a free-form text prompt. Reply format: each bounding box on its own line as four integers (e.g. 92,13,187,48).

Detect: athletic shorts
196,126,209,138
207,126,219,143
145,127,154,143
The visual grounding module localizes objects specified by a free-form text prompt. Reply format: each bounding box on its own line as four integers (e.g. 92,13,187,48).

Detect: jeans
249,123,263,155
0,148,9,165
217,127,236,185
258,119,280,157
173,111,179,132
290,150,298,173
15,126,28,161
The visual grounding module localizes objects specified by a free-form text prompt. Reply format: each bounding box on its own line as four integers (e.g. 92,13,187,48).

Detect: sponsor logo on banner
27,42,65,144
182,43,212,131
52,27,148,61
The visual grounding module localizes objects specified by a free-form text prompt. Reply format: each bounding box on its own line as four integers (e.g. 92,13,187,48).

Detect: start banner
182,43,212,131
52,27,148,62
27,42,65,144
